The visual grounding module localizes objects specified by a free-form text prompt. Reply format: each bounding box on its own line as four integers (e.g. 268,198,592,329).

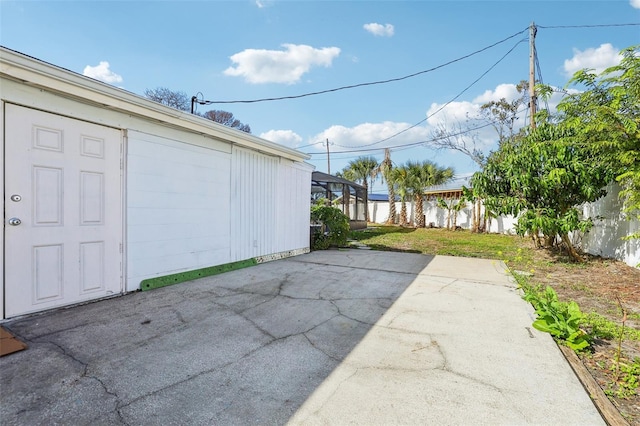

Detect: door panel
4,105,123,317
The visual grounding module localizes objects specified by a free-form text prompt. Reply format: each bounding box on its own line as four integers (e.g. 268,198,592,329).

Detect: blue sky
1,0,639,194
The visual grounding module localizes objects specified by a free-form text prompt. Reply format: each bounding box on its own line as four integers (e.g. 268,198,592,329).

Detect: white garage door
4,105,123,318
126,130,231,290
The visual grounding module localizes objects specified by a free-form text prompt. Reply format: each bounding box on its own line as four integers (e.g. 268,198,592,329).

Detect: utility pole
323,138,333,205
529,21,537,129
325,138,331,175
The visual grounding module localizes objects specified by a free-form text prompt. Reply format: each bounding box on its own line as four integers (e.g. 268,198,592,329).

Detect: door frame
2,101,127,319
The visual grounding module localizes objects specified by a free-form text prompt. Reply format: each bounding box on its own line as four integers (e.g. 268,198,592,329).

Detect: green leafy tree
406,160,454,228
555,45,640,237
472,123,615,261
430,82,529,232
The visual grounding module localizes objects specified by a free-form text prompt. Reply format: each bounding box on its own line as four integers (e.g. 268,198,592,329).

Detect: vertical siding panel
278,163,287,252
246,150,251,260
230,146,311,262
267,158,284,253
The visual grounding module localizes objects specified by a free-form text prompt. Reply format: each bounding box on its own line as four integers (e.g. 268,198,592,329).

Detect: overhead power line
346,35,527,149
304,121,497,156
191,22,637,108
537,23,640,29
298,35,526,151
306,103,529,161
193,27,529,105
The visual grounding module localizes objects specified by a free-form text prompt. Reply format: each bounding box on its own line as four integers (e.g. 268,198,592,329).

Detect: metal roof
311,171,366,190
424,175,473,194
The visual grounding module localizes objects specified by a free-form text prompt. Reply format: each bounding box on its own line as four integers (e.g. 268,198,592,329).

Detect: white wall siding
276,160,313,253
230,147,312,262
230,147,279,261
126,130,232,291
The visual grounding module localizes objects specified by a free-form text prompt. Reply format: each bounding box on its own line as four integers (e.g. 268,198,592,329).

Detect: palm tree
406,160,454,228
389,165,411,226
344,156,379,222
374,149,397,224
336,168,356,219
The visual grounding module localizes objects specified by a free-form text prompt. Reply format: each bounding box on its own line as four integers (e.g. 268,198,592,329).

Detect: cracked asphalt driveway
1,250,604,425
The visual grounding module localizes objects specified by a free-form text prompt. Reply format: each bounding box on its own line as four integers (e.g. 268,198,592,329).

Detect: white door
4,105,123,318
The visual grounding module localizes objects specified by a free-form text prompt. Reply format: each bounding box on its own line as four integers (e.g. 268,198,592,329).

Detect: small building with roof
0,47,313,318
311,171,367,230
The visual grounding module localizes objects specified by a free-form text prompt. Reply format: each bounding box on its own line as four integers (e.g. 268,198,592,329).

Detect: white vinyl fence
370,185,639,268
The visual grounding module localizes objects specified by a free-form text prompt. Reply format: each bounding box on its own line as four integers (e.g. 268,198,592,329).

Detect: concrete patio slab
1,250,604,425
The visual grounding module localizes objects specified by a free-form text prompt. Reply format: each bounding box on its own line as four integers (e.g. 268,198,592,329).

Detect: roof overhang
0,46,309,162
311,171,366,190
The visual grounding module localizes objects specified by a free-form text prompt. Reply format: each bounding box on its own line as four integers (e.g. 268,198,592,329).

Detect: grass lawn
349,225,532,262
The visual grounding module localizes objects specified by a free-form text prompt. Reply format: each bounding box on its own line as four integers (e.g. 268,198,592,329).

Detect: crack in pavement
117,329,338,413
34,339,128,424
308,368,359,422
302,331,341,362
432,338,505,395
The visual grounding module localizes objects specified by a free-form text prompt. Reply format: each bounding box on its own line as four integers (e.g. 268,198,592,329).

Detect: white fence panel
581,184,639,267
369,200,517,233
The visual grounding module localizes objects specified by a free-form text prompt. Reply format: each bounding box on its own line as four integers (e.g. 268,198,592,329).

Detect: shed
0,47,313,319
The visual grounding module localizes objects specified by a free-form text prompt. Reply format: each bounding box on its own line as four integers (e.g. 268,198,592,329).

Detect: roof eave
0,46,309,162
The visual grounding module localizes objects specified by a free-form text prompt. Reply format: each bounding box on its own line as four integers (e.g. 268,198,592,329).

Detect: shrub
524,285,590,351
310,205,350,250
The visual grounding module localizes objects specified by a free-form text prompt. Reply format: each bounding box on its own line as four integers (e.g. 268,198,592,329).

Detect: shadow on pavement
0,250,433,425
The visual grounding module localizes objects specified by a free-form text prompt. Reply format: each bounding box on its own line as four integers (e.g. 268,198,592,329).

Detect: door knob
8,218,21,226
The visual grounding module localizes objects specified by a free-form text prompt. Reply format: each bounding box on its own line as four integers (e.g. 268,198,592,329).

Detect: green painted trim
140,258,258,291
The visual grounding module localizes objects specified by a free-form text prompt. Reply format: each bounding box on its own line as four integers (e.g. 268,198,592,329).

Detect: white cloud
426,83,530,151
255,0,274,8
310,121,429,152
224,44,341,84
427,101,482,126
563,43,622,77
363,23,394,37
83,61,123,84
631,0,640,9
260,129,302,148
425,82,584,154
426,101,493,145
473,83,522,104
